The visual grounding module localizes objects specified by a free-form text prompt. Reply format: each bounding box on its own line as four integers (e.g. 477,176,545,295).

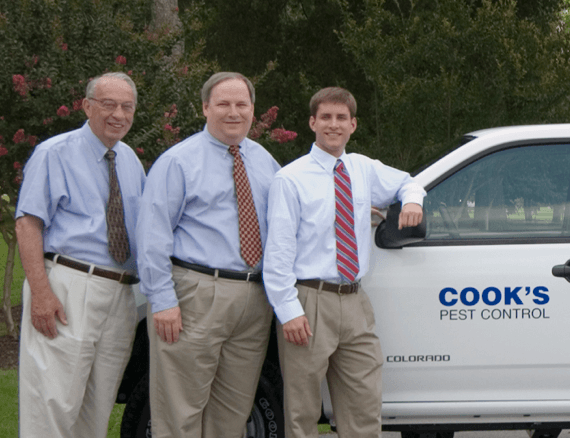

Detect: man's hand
398,203,423,230
31,287,67,339
153,306,183,344
283,315,312,347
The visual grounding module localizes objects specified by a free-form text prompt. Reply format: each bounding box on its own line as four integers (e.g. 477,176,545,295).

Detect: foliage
339,0,570,170
0,0,213,203
0,0,215,335
248,106,299,164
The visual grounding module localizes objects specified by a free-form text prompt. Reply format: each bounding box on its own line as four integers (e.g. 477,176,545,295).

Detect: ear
202,101,209,118
309,116,316,132
82,98,92,118
350,117,357,133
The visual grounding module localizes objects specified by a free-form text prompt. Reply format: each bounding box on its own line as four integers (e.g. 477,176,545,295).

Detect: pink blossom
260,106,279,127
46,78,52,89
43,118,53,125
0,146,8,157
72,99,83,111
12,74,28,97
270,128,298,144
13,176,22,185
57,105,70,117
127,70,132,76
115,55,127,65
13,161,22,170
136,148,144,155
13,129,26,144
61,43,68,51
28,136,37,147
164,124,173,131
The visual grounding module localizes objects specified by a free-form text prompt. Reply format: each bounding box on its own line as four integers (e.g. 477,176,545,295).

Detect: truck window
424,143,570,242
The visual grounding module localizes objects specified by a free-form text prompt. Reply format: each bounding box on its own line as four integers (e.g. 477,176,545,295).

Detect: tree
340,0,570,170
0,0,214,337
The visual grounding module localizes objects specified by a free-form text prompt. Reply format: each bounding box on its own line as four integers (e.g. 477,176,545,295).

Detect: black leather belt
296,279,360,295
44,253,139,285
171,257,262,283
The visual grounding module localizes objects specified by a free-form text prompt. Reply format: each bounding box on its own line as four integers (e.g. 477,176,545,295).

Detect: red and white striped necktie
334,159,359,282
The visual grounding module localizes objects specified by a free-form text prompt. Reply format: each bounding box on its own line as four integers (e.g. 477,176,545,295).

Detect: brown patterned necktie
105,149,130,264
229,144,263,268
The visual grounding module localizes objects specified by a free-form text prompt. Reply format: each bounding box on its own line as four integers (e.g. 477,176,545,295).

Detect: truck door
363,142,570,419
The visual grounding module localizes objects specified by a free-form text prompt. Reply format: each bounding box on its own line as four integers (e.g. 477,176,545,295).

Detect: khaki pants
278,284,383,438
148,267,273,438
19,259,137,438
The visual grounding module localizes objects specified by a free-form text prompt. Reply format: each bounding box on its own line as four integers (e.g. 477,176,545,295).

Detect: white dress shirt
263,144,426,324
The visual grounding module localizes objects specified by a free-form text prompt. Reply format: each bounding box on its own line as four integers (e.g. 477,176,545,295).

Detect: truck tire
246,374,285,438
120,372,284,438
120,372,151,438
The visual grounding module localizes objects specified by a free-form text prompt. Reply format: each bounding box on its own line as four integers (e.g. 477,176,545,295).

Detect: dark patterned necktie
105,150,130,264
229,144,263,268
334,159,359,282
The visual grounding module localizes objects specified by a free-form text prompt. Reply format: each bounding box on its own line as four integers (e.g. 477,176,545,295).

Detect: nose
111,104,127,118
228,104,239,117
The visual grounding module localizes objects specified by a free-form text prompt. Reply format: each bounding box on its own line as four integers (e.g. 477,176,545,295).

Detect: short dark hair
309,87,357,118
201,72,255,104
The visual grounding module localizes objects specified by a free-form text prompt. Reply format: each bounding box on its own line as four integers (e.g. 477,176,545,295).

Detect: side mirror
375,202,426,249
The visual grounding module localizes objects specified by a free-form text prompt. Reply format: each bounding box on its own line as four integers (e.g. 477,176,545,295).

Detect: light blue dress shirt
136,127,281,313
263,144,426,324
15,122,146,271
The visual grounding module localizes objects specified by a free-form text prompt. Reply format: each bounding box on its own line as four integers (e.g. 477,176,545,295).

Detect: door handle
552,260,570,282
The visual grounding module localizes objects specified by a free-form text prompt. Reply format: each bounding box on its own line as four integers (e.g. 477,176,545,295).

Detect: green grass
0,236,24,307
0,369,126,437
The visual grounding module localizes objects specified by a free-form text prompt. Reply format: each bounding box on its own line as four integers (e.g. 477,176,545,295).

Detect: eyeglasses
89,98,136,114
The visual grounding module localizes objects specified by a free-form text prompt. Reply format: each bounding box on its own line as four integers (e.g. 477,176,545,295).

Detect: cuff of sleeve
274,299,305,325
402,193,425,207
144,289,179,314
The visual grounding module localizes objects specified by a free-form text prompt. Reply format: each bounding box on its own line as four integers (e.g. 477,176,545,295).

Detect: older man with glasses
16,72,146,438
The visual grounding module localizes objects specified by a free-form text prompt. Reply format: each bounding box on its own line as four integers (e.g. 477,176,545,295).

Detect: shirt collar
310,143,348,173
203,124,249,159
82,121,117,163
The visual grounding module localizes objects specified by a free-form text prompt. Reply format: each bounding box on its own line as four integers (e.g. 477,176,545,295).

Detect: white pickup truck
117,124,570,438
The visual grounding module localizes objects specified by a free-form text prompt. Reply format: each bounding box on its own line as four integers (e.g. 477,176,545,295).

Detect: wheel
120,373,151,438
244,374,285,438
120,371,284,438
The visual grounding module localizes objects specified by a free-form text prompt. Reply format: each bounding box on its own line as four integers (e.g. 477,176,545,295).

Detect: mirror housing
375,202,426,249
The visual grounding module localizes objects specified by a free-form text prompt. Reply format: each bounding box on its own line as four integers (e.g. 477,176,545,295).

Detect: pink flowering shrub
0,0,213,248
248,106,297,148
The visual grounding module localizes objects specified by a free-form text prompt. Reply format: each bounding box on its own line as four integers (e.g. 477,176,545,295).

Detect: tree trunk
152,0,181,31
2,230,18,339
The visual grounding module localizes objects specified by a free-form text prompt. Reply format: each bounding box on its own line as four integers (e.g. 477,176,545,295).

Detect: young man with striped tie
263,87,426,438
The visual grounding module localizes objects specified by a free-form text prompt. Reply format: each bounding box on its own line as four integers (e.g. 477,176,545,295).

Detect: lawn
0,237,126,437
0,369,125,437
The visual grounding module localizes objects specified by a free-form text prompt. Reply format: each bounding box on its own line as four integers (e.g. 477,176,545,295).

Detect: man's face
202,78,254,146
309,102,357,158
83,77,135,148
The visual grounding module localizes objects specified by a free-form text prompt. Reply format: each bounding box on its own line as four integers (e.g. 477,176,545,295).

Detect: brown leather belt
296,279,360,295
44,252,139,285
171,257,262,283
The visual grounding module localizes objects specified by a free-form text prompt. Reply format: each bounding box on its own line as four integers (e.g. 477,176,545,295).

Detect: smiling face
202,78,254,146
309,102,357,158
82,77,135,148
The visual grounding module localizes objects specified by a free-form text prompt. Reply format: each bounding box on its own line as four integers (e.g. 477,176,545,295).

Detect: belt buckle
119,272,127,284
337,283,344,295
246,272,252,282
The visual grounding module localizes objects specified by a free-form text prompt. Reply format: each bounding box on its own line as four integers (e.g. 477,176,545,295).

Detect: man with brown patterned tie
263,87,426,438
15,72,145,437
135,72,280,438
